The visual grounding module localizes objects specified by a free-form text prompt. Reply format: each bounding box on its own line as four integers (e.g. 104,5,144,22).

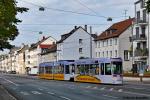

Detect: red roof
39,45,52,48
96,18,134,40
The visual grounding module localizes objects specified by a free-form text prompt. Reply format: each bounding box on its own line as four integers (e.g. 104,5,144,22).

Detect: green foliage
146,0,150,13
0,0,28,51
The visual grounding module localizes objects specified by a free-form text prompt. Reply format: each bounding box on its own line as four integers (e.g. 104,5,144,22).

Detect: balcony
137,19,148,26
132,34,147,42
134,48,148,58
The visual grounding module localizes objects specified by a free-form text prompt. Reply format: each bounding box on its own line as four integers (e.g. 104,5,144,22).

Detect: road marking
38,88,43,90
2,78,19,86
93,86,98,89
118,89,123,92
100,87,105,90
20,91,30,95
31,91,42,95
59,96,71,100
86,86,91,88
103,94,118,99
109,88,114,91
48,92,55,95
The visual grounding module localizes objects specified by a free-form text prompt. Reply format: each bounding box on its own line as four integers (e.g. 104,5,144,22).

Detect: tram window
55,65,64,74
101,63,104,75
65,65,70,74
39,67,44,74
45,67,52,74
112,62,122,74
105,63,111,75
85,64,90,75
89,64,99,75
76,65,80,74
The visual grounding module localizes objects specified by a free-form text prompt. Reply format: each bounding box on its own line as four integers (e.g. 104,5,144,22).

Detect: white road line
93,86,98,89
86,86,91,88
118,89,123,92
38,88,43,91
48,92,55,95
59,96,71,100
109,88,114,91
31,91,42,95
100,87,105,90
20,91,30,95
2,78,19,86
103,94,118,99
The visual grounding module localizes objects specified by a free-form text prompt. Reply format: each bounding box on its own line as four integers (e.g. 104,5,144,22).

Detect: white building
40,44,57,63
28,36,56,74
132,0,150,73
95,18,134,71
57,25,97,60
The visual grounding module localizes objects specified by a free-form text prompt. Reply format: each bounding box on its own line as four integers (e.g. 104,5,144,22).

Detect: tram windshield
112,62,122,74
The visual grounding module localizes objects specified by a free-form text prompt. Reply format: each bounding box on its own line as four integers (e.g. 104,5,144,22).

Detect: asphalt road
0,74,150,100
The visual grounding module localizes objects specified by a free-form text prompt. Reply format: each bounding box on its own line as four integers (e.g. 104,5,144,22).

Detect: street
0,74,150,100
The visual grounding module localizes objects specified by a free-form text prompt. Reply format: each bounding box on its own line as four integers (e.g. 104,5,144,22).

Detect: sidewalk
0,85,16,100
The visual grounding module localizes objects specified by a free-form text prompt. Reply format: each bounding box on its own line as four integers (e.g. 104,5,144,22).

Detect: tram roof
75,58,122,64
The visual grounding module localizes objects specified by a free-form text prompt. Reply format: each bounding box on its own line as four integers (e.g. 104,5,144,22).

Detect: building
28,36,56,74
16,45,29,74
95,18,134,71
40,44,57,63
132,0,150,73
57,25,97,60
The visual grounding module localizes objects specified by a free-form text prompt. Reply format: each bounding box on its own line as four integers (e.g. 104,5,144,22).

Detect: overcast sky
10,0,137,46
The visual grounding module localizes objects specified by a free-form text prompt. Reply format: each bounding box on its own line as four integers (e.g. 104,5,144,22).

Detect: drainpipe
90,26,92,58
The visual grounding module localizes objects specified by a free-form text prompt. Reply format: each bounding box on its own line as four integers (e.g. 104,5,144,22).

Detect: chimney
74,26,77,29
90,26,92,34
85,25,87,32
42,36,46,40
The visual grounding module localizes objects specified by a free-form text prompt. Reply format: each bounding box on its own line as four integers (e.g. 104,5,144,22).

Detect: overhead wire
19,0,108,19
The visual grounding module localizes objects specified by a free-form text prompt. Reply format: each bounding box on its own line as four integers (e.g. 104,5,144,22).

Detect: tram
39,58,123,84
39,60,75,81
74,58,123,84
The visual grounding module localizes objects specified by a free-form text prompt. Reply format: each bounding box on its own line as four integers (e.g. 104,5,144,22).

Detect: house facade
132,0,150,73
95,18,134,71
57,25,96,60
40,44,57,63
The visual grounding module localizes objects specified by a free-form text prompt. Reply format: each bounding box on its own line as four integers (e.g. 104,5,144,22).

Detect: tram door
99,63,113,84
64,64,75,81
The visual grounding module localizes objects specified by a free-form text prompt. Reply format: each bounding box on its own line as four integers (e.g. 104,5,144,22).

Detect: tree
0,0,28,51
146,0,150,13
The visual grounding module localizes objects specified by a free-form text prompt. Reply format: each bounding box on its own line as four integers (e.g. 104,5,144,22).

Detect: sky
11,0,137,47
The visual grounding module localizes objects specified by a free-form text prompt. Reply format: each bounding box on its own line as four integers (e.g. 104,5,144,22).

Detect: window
103,41,104,47
99,52,101,57
115,50,117,57
98,42,100,48
141,0,145,8
79,48,83,53
105,63,111,75
96,52,98,57
110,51,112,57
110,39,112,46
115,38,117,45
136,27,139,38
143,9,146,22
89,64,99,75
65,65,70,74
79,39,83,44
103,52,104,57
101,63,104,75
106,51,108,57
106,40,108,46
112,62,122,74
28,61,30,64
137,11,140,23
124,50,129,61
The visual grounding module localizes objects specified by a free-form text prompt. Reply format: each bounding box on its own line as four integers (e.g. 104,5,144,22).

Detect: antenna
124,10,128,19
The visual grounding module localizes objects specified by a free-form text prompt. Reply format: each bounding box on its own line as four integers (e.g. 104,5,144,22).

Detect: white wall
57,27,95,60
